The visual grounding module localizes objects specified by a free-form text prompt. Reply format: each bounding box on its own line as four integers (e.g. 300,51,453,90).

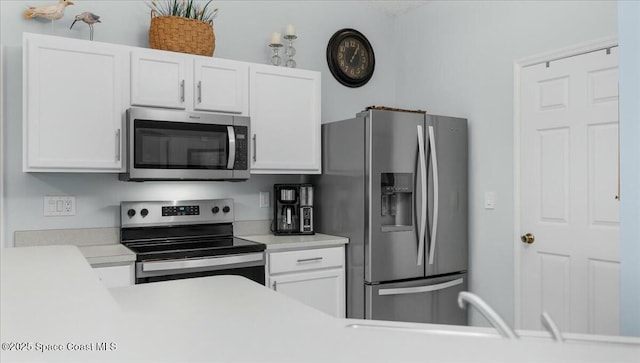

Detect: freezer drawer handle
296,257,323,263
378,278,464,296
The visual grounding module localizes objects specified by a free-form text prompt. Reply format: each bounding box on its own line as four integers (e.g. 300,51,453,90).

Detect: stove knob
212,206,220,214
223,206,231,213
127,209,136,218
140,208,149,217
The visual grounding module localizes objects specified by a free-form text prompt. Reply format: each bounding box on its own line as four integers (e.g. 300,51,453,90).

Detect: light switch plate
484,192,495,210
259,192,270,208
43,196,76,216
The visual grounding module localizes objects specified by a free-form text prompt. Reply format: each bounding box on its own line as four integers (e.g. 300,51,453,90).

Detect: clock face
327,29,375,88
337,37,370,80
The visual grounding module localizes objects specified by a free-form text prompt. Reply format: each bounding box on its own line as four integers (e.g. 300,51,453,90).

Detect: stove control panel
121,199,234,228
162,205,200,216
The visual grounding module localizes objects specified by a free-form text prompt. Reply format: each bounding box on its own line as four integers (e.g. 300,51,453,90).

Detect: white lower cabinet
93,264,134,288
267,246,345,318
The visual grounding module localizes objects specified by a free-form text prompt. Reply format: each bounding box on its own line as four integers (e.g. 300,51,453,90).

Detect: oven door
135,252,265,285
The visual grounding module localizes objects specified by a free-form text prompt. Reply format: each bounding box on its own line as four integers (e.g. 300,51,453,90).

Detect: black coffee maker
273,184,314,235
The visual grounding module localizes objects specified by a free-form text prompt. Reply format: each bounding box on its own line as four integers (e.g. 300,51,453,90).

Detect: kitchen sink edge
344,320,640,347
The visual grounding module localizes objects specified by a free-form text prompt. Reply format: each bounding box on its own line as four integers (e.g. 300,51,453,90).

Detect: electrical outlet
43,196,76,216
259,192,270,208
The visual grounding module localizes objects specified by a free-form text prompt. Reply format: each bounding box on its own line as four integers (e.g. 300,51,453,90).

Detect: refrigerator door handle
378,278,464,296
428,125,439,265
416,125,427,266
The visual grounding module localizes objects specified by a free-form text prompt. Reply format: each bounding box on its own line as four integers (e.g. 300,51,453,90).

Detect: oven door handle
227,126,236,170
141,253,263,272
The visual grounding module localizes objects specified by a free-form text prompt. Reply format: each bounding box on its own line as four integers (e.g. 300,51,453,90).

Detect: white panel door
520,48,619,335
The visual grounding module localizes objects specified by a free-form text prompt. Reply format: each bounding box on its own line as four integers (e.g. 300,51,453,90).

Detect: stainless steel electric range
120,199,266,285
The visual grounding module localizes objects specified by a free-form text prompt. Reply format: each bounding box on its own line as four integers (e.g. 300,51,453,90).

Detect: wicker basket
149,12,215,56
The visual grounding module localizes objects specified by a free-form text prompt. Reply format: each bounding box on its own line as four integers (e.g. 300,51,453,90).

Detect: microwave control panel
234,126,248,170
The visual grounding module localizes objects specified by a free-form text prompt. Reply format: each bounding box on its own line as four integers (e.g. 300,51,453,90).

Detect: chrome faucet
457,292,518,339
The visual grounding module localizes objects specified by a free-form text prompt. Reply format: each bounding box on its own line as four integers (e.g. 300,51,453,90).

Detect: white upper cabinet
131,49,187,110
22,34,320,174
193,58,248,114
249,65,321,174
131,49,248,115
23,34,127,172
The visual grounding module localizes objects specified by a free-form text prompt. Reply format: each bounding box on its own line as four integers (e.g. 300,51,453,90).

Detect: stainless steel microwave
119,108,250,181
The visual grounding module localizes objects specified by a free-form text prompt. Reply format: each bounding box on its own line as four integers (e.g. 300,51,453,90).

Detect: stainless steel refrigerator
313,109,468,325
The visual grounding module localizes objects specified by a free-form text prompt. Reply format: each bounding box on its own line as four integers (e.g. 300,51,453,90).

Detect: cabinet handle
252,134,257,162
180,80,185,102
197,81,202,104
297,257,323,263
115,129,121,161
272,280,277,291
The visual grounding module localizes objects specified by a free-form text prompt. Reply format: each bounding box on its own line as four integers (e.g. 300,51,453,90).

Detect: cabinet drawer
269,247,344,275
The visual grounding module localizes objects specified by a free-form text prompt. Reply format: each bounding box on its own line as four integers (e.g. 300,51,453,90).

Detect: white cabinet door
24,34,126,172
194,58,248,115
271,268,345,318
93,264,133,288
249,65,321,174
131,49,187,109
131,50,248,115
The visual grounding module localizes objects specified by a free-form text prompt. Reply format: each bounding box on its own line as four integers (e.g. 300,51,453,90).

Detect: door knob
521,233,535,244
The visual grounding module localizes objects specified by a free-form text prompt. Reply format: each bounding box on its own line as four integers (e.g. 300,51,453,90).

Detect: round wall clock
326,28,375,88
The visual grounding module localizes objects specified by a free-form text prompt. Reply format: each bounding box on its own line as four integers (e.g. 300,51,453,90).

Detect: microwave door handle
227,126,236,169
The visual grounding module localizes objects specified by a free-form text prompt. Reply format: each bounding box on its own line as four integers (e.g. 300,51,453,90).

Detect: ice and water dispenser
381,173,413,231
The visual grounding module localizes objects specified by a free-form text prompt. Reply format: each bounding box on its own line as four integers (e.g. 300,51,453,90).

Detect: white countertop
77,244,136,266
1,245,638,362
239,233,348,251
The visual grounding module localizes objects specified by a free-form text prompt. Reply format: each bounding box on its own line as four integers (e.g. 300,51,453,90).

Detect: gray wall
0,1,396,245
393,1,618,327
618,1,640,337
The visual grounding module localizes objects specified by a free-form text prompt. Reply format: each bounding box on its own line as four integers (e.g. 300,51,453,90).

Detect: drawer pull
297,257,323,264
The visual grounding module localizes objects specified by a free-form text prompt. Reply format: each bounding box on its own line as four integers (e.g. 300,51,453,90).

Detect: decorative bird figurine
70,12,101,40
24,0,74,21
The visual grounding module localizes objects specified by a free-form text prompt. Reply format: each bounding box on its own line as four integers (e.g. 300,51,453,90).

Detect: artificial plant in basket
147,0,219,56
